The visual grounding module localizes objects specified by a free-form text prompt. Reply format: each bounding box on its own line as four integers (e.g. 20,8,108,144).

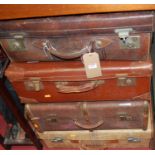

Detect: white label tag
82,52,102,78
88,63,97,69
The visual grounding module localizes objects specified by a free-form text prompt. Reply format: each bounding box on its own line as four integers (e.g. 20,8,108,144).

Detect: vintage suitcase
0,11,154,62
5,60,152,103
25,100,149,132
36,102,154,150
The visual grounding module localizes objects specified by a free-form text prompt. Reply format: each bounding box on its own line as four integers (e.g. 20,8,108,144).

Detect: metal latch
118,112,135,121
46,114,57,123
7,34,26,51
117,77,136,87
24,78,43,91
128,137,142,143
51,137,64,143
115,28,140,49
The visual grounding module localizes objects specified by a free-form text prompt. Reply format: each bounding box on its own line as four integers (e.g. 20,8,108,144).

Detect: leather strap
55,80,104,93
74,120,104,130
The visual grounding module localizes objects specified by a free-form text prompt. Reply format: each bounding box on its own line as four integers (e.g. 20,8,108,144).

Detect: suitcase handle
42,40,88,59
79,143,105,150
74,120,104,130
42,39,110,59
55,80,104,93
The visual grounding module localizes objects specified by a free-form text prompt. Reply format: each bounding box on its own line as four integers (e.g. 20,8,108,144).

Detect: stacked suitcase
1,11,155,149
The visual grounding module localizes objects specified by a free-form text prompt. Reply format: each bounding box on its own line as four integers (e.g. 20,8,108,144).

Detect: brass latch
7,34,26,51
118,112,135,121
51,137,64,143
24,78,43,91
117,77,136,87
46,114,58,123
128,137,141,143
115,28,140,49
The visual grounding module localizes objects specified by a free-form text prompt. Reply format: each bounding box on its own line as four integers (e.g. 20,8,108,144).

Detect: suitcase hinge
7,34,26,51
115,28,140,49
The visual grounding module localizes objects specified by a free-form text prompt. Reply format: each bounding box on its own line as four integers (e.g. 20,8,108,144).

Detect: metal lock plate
24,79,43,91
128,137,142,143
115,28,140,49
118,112,135,121
117,77,136,87
46,114,58,123
7,34,26,51
7,33,26,52
119,36,140,49
51,137,64,143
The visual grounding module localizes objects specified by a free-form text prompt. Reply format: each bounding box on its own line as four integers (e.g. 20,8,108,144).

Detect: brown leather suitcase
5,60,152,103
36,102,154,149
25,100,149,132
0,11,154,62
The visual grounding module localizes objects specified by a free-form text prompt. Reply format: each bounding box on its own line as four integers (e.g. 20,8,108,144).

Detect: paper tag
82,52,102,78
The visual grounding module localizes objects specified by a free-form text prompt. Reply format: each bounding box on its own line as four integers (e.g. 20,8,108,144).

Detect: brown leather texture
33,101,154,149
0,33,151,61
25,100,149,132
0,11,154,37
42,138,151,150
5,60,152,103
0,11,154,62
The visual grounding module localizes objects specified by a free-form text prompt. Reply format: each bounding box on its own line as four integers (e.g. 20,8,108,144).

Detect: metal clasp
24,78,43,91
115,28,140,49
118,112,134,121
117,77,136,87
51,137,64,143
7,34,26,51
128,137,141,143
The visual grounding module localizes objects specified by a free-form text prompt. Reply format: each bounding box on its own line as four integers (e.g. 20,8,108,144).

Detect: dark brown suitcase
0,11,154,62
25,100,149,132
5,60,152,103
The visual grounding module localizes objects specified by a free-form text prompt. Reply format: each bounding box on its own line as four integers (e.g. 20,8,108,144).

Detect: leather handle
42,39,112,59
74,120,104,130
43,40,89,59
80,143,103,150
55,80,104,93
48,48,86,60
